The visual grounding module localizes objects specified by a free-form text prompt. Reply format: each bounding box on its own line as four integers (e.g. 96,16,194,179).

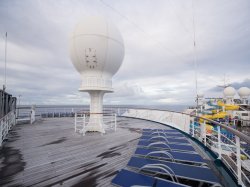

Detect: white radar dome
70,16,125,91
238,87,250,98
223,86,236,98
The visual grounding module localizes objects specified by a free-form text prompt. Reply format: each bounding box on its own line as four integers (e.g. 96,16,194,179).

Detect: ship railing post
192,120,195,138
30,105,35,124
217,125,222,159
7,113,10,130
114,113,117,132
74,113,77,132
10,112,12,128
83,113,86,135
117,108,120,116
0,120,3,147
203,120,207,146
233,118,236,128
13,110,16,126
6,113,8,131
235,135,242,185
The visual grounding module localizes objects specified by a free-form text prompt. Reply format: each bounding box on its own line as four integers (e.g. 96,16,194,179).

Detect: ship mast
3,32,7,91
192,0,198,112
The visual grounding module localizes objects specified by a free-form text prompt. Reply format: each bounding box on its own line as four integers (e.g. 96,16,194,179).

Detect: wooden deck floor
0,117,171,187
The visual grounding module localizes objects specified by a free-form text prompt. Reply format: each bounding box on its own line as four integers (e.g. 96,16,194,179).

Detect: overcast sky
0,0,249,106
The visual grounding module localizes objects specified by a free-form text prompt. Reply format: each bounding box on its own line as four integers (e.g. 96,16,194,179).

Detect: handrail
0,110,14,121
190,114,250,144
0,110,16,146
124,107,250,145
76,112,116,115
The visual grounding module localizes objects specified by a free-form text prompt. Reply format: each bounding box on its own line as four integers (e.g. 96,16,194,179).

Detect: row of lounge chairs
112,128,222,187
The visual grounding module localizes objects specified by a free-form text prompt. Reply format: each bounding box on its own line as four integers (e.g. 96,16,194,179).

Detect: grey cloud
208,79,250,93
231,79,250,89
0,0,249,106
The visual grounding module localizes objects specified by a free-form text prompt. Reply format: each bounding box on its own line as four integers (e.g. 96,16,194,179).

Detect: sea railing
16,106,36,124
0,110,16,147
121,108,250,187
74,111,117,135
17,106,122,119
39,108,76,118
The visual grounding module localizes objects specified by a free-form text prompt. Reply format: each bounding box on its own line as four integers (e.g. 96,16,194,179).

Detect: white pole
114,113,117,132
235,136,242,185
217,126,222,159
83,114,86,135
0,120,2,147
17,95,21,118
74,113,77,132
192,121,195,137
192,0,198,109
202,120,206,146
3,32,7,91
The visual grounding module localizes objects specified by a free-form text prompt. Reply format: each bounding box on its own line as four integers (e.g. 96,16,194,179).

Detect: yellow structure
200,111,227,123
217,101,239,110
199,100,239,134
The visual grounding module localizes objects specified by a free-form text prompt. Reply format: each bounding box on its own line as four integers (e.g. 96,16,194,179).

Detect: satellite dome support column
87,90,105,132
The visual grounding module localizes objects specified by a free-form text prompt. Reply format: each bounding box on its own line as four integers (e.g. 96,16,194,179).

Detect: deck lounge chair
143,131,182,137
141,133,185,139
134,147,205,164
143,129,179,133
111,169,191,187
137,140,195,152
127,157,220,184
140,136,189,144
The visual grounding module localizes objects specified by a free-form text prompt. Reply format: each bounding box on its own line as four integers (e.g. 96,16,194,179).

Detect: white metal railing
17,106,36,124
74,112,117,136
122,108,250,187
19,106,122,119
122,108,190,132
0,110,16,147
39,108,76,118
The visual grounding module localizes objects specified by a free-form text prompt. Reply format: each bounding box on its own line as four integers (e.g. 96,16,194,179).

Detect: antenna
217,74,231,89
3,32,7,91
192,0,198,109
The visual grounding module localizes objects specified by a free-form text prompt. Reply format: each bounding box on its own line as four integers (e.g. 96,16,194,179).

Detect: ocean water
18,104,188,116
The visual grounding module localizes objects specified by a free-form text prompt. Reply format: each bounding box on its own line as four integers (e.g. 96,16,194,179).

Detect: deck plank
0,117,169,186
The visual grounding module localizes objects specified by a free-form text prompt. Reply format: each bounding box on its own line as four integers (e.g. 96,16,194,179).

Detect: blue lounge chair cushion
138,140,195,152
111,169,190,187
128,157,220,184
141,134,185,139
143,131,182,136
135,147,204,163
143,129,179,133
140,137,189,144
